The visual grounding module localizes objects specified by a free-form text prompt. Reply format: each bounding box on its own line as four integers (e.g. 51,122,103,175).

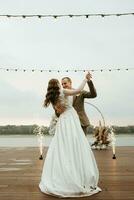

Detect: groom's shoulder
80,90,90,98
77,90,86,97
81,90,87,95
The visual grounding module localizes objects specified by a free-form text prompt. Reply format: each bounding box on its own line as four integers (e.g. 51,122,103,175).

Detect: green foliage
0,125,49,135
87,125,134,134
112,125,134,134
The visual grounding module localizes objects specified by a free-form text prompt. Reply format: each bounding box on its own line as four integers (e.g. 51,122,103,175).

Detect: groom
61,72,97,135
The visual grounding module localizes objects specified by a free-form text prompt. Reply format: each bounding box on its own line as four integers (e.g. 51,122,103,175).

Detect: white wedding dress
39,84,101,198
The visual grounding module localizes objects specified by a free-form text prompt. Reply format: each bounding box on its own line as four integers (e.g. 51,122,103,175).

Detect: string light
0,67,134,73
69,15,73,18
53,15,58,19
0,13,133,20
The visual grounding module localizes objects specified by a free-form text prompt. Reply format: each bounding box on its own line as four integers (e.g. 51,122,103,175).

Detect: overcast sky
0,0,134,126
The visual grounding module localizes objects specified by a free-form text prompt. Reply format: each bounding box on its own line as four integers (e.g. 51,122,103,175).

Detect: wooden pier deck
0,147,134,200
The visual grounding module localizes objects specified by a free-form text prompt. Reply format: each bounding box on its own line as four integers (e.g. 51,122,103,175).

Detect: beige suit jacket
72,80,97,127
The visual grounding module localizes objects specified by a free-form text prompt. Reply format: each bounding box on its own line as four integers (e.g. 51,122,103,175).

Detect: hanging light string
0,67,134,73
0,12,134,19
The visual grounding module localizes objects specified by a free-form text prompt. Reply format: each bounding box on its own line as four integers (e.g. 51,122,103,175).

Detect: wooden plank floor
0,147,134,200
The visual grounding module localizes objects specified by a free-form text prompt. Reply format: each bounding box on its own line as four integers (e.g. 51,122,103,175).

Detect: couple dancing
39,72,101,197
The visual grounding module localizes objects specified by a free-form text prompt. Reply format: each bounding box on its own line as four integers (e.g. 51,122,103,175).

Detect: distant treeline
0,125,134,135
112,125,134,134
0,125,49,135
87,125,134,134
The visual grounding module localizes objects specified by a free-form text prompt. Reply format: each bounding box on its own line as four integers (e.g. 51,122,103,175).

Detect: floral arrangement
91,122,116,150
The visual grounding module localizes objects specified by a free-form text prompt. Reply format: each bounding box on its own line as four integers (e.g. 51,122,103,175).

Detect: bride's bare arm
63,79,87,96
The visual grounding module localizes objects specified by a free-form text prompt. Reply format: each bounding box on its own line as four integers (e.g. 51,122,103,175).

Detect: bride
39,73,101,197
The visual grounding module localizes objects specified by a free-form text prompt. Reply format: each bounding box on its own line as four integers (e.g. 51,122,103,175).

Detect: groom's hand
86,72,92,81
55,102,66,114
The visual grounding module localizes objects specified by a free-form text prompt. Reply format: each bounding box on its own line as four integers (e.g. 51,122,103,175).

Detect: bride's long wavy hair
44,79,60,107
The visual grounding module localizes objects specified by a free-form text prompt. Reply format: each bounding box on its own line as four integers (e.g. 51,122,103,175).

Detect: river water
0,134,134,147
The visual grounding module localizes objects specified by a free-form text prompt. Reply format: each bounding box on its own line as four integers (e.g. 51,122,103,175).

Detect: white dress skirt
39,96,101,198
